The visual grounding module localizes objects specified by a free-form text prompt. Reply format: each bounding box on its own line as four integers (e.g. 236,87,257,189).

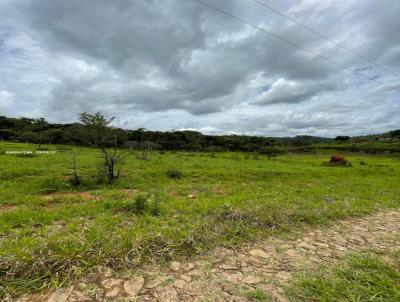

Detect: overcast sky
0,0,399,137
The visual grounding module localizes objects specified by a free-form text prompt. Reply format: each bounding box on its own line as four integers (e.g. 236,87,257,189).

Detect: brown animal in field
330,155,347,163
323,155,349,166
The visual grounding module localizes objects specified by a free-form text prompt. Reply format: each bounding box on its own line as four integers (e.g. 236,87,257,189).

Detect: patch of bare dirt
0,204,15,214
212,186,226,196
13,210,400,302
120,189,140,198
42,191,101,201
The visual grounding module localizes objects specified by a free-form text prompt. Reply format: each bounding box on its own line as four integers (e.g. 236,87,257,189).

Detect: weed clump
123,194,149,214
41,178,66,194
166,169,183,179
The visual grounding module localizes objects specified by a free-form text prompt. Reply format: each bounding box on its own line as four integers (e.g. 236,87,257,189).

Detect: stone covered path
17,210,400,302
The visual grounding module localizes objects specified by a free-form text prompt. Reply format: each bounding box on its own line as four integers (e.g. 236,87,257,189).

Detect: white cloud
0,90,15,114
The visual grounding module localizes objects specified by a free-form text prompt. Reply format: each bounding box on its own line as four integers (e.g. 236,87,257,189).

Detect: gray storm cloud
0,0,399,136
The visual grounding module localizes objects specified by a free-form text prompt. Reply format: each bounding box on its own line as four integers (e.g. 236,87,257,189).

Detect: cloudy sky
0,0,399,137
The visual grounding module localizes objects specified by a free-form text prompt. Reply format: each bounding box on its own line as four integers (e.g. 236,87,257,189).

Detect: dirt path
16,210,400,302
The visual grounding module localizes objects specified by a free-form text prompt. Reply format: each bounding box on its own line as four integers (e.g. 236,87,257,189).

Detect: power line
251,0,400,78
193,0,383,85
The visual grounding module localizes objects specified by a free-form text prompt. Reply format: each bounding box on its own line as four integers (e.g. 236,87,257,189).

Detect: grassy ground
1,142,400,298
286,250,400,301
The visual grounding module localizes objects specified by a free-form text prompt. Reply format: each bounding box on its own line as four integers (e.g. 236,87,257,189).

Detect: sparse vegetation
286,250,400,301
243,288,271,301
123,194,149,214
166,169,183,179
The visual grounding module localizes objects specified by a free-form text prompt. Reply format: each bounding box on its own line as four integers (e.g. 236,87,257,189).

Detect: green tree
78,112,126,184
259,146,285,160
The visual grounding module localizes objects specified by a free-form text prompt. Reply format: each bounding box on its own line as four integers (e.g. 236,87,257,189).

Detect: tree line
0,114,334,152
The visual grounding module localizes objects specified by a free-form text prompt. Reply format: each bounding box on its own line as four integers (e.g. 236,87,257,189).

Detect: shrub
124,194,149,214
69,155,82,187
166,169,183,179
41,178,65,194
150,192,163,216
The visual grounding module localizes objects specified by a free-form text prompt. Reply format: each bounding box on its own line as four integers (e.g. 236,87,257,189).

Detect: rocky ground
14,210,400,302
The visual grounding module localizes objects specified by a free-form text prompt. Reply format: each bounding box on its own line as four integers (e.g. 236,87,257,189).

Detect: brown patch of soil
187,191,199,199
120,189,140,198
0,204,15,214
212,186,226,195
42,191,101,201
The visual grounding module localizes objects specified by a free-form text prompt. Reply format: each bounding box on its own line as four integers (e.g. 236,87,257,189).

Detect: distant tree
78,112,127,184
0,129,17,140
18,131,49,146
292,136,313,147
259,146,285,160
62,123,87,145
334,136,351,142
389,129,400,141
32,132,50,147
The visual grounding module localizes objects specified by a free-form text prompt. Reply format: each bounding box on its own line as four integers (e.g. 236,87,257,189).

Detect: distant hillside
350,130,400,143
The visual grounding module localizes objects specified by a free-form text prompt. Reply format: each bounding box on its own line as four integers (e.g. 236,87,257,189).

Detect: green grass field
1,142,400,298
287,250,400,301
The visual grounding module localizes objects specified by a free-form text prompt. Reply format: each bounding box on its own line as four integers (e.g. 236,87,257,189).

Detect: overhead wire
193,0,384,85
251,0,399,78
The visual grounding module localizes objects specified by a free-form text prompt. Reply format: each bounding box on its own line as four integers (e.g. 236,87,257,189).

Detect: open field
1,142,400,300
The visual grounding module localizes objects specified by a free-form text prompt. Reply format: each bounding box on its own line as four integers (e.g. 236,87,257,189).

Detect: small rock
182,262,196,271
180,274,191,282
124,276,145,297
275,271,290,281
298,241,316,251
146,278,162,289
101,278,123,290
187,269,202,277
170,261,181,271
48,287,74,302
249,249,270,259
335,244,347,251
242,275,261,285
173,279,186,289
104,287,121,299
221,284,237,295
219,271,243,283
313,241,330,248
67,290,92,302
219,264,238,270
285,249,299,258
265,285,290,302
155,285,178,301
